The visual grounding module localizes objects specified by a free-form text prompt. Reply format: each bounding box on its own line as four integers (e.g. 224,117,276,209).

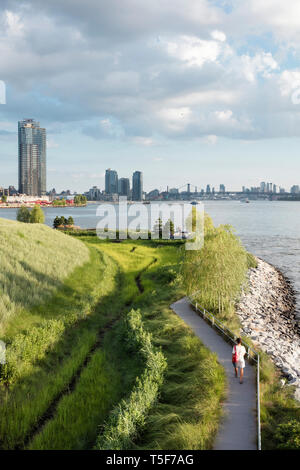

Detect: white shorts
236,359,245,369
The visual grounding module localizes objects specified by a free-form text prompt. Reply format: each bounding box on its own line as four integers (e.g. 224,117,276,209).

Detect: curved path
170,297,257,450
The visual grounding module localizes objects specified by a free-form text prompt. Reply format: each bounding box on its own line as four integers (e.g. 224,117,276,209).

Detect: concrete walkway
170,297,257,450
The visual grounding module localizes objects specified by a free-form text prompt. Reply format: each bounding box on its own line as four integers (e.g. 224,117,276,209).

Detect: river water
2,201,300,317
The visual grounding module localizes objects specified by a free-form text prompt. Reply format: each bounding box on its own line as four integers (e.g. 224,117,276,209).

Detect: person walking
232,338,246,384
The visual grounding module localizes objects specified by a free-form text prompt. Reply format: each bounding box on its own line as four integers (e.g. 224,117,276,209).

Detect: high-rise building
260,182,266,193
206,184,211,194
18,119,46,196
219,184,225,193
132,171,143,201
291,185,300,194
105,169,118,194
118,177,130,197
88,186,101,200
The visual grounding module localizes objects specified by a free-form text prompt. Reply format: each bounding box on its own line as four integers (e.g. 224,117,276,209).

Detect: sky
1,0,300,192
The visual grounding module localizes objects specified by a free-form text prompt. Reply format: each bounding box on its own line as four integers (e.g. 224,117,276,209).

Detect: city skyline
2,2,300,192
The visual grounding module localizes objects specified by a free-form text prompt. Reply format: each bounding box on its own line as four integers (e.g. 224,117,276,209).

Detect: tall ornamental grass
95,309,167,450
182,214,256,331
0,218,89,333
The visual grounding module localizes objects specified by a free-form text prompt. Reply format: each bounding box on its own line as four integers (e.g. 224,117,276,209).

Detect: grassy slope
0,221,136,449
0,218,89,336
183,214,300,450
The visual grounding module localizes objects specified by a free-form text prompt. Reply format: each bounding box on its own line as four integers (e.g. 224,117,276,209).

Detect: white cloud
211,30,226,42
215,110,233,121
158,106,192,131
229,1,300,43
5,10,24,37
164,35,222,67
205,134,218,144
279,69,300,96
241,52,279,82
165,90,239,107
132,136,155,146
1,0,300,143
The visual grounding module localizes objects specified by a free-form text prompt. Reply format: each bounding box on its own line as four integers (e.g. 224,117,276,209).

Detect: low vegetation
16,204,45,224
0,239,120,449
183,213,257,333
182,213,300,450
96,309,167,450
259,351,300,450
0,218,89,335
0,217,226,450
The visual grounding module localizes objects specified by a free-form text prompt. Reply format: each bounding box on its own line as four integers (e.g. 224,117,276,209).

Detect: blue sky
1,0,300,192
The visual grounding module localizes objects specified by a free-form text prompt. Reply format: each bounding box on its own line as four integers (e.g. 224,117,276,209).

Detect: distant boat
190,201,199,205
241,198,250,203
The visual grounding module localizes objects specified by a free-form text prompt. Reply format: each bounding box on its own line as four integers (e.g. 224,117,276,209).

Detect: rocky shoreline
236,257,300,401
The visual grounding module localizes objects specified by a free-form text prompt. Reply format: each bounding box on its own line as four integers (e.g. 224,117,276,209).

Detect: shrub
0,319,65,385
274,420,300,449
29,205,45,224
16,206,31,223
95,309,167,450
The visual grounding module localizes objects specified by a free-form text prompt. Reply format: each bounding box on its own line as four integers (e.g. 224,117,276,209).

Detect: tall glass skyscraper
132,171,143,201
18,119,46,196
105,169,118,194
118,177,130,197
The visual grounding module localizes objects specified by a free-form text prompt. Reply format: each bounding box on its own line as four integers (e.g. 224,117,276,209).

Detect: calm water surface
2,201,300,316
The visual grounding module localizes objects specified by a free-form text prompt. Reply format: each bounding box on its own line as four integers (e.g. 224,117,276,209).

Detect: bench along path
170,297,257,450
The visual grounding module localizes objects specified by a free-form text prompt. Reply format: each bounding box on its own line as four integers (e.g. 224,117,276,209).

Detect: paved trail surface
171,297,257,450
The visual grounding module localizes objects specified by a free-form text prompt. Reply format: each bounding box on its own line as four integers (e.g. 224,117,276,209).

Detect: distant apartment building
118,177,130,197
18,118,46,196
132,171,143,201
206,184,211,194
291,185,300,194
147,189,160,200
169,188,179,194
260,182,266,193
219,184,225,193
9,185,17,195
0,187,9,197
105,169,118,194
88,186,101,200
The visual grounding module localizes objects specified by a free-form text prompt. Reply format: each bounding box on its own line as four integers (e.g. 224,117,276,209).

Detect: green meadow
1,214,298,450
0,218,225,450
